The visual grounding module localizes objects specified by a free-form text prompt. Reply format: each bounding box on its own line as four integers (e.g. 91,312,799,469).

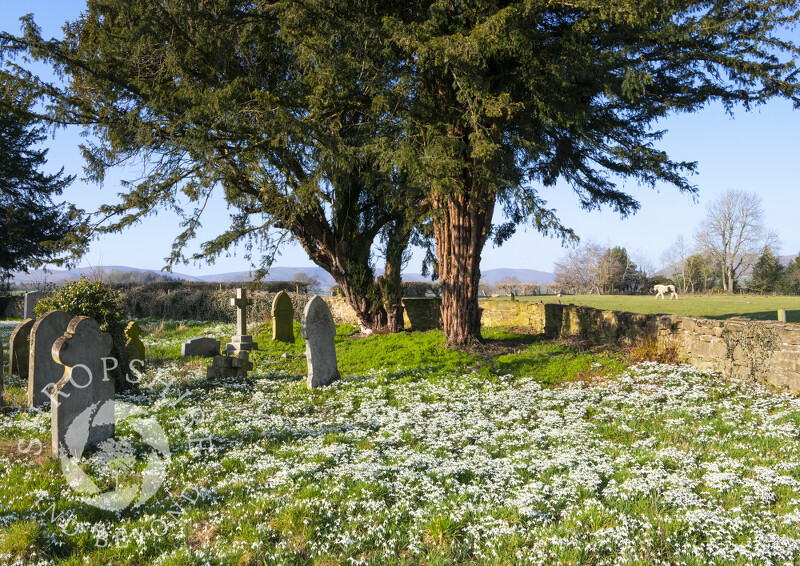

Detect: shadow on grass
711,310,799,323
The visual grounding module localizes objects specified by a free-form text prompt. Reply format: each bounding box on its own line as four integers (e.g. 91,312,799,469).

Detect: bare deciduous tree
695,190,778,293
661,235,692,294
495,276,521,297
554,242,605,294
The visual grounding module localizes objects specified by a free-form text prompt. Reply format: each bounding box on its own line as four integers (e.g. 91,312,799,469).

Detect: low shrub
35,277,133,391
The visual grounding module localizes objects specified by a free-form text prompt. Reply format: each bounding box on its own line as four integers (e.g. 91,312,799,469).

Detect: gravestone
226,288,258,354
51,317,115,456
28,310,72,407
182,337,221,358
9,318,34,378
302,295,340,389
23,291,46,320
125,321,146,361
272,290,295,343
206,351,254,379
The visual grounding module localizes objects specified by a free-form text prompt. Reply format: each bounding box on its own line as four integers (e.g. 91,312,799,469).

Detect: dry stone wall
479,299,800,392
298,296,800,391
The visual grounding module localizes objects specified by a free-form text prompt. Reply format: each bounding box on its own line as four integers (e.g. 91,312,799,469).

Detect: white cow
653,284,678,300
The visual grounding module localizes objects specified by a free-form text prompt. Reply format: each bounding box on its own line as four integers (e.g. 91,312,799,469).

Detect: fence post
778,309,787,323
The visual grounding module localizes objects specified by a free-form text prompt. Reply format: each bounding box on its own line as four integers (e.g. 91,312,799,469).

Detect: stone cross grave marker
28,310,72,407
206,351,254,379
272,290,295,343
125,321,146,361
9,318,34,379
51,317,115,456
301,296,340,389
227,288,258,354
23,291,46,320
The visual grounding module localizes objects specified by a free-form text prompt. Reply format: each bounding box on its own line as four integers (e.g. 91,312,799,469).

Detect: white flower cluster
1,361,799,565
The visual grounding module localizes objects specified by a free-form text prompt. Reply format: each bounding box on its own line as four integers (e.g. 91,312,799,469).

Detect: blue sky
4,2,799,277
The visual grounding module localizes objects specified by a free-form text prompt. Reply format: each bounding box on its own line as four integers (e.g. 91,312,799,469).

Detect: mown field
1,320,800,565
498,293,800,323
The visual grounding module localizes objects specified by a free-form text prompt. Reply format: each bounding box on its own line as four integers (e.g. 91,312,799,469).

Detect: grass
1,319,799,564
497,293,800,322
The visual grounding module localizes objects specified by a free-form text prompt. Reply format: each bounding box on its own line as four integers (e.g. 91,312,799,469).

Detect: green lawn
497,293,800,322
2,321,800,564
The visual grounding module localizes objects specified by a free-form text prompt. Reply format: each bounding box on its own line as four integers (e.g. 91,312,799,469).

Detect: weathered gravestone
206,351,254,379
182,337,221,358
23,291,46,320
272,290,295,343
51,317,115,456
9,318,34,379
125,321,146,361
226,288,258,354
302,296,340,389
28,310,72,407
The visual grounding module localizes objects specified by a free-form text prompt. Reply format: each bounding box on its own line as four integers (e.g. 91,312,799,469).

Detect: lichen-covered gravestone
302,296,340,389
9,318,34,379
182,337,221,358
125,321,146,361
272,290,295,343
51,317,115,456
226,288,258,354
23,291,46,320
28,310,72,407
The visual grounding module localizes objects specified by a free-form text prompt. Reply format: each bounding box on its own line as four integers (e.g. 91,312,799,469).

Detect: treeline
554,244,652,295
553,191,799,296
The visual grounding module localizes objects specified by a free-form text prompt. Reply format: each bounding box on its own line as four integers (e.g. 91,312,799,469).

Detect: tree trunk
432,189,494,345
381,220,411,333
333,272,388,331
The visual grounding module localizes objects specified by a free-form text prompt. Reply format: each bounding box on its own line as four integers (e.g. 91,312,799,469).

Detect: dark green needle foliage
1,0,421,332
2,0,799,344
0,80,78,283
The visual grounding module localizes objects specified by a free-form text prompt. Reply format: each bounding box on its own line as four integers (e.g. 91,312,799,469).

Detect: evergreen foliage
0,78,78,281
749,249,784,294
35,278,133,391
3,0,799,343
783,254,800,295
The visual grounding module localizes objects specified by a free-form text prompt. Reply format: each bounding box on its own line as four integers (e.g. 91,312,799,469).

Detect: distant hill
479,268,555,285
9,266,202,283
10,265,554,286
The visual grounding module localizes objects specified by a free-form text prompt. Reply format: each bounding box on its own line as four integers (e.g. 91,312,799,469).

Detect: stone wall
1,296,24,319
321,297,443,331
322,297,360,326
316,296,800,391
481,300,800,392
402,298,442,331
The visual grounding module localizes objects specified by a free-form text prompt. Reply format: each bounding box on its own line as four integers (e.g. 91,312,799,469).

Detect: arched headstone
301,296,340,389
28,310,72,407
9,318,34,379
272,290,295,343
51,317,115,456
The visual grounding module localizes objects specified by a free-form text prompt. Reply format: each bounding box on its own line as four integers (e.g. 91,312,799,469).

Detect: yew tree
5,1,800,344
0,77,78,281
385,0,800,343
1,0,419,332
